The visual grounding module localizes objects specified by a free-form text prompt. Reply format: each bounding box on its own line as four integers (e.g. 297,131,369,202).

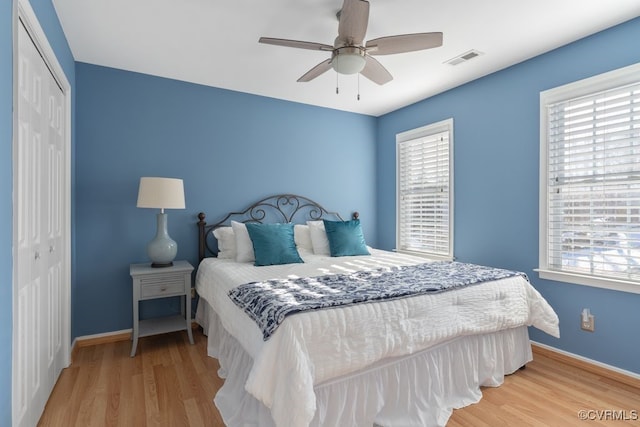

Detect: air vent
445,49,483,66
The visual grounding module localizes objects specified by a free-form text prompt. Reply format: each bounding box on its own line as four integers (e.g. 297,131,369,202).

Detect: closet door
14,19,67,427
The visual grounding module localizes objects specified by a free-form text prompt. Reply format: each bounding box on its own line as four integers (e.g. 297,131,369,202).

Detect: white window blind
540,65,640,292
397,119,453,259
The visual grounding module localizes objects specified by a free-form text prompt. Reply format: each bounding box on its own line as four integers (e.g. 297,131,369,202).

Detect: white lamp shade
137,177,185,210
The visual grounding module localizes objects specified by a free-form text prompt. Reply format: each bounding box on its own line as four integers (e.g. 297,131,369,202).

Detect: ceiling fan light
332,47,366,75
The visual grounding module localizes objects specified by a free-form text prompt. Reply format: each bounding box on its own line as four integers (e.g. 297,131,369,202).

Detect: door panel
14,20,67,427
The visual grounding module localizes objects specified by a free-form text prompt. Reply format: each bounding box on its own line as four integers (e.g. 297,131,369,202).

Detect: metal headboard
197,194,358,261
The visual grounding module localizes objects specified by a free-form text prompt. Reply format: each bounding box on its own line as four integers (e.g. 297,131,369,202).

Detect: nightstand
130,260,195,357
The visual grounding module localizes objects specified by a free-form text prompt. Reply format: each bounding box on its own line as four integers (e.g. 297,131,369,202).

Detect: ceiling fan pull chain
357,73,361,101
336,56,340,94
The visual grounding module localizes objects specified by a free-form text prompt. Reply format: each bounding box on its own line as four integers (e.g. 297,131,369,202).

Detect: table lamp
136,177,185,267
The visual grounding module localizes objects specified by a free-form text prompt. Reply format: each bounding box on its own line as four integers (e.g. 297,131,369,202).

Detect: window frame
396,118,454,260
538,62,640,294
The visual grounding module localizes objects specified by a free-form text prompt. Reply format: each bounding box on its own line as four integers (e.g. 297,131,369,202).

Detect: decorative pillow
245,223,304,266
294,224,313,252
212,226,236,259
307,220,330,255
323,219,370,257
231,221,255,263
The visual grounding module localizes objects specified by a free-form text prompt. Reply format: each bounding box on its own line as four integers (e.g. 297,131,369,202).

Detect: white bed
194,195,560,427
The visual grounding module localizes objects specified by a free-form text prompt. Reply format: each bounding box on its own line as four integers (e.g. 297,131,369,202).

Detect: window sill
396,249,454,262
535,268,640,295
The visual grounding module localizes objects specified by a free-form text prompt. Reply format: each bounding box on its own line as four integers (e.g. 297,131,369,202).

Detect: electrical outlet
580,309,595,332
191,287,196,299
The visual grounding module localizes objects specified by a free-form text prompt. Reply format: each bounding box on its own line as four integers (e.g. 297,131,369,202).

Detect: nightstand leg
187,323,194,345
130,338,138,357
131,299,139,357
184,294,194,345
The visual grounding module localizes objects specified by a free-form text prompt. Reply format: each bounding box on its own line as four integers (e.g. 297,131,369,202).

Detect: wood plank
40,329,640,426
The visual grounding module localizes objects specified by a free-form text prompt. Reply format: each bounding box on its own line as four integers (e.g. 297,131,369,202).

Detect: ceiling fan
258,0,443,85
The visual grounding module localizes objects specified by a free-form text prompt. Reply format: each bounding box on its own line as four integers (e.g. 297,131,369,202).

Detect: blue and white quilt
228,261,527,340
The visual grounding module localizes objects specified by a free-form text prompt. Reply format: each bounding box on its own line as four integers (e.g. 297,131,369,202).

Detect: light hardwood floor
39,328,640,426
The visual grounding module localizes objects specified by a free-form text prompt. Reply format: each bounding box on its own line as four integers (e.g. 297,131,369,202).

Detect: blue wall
377,17,640,374
1,0,74,424
74,63,377,337
0,2,14,424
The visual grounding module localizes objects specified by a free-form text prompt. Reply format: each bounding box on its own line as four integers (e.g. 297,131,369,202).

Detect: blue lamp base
147,212,178,268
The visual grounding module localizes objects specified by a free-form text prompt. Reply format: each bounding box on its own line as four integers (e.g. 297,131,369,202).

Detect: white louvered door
13,18,67,427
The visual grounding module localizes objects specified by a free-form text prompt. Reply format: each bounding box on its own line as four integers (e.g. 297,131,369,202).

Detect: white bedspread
195,249,560,427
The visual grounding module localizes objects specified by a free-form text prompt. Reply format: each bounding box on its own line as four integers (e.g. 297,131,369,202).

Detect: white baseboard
71,321,199,356
531,340,640,381
71,328,132,350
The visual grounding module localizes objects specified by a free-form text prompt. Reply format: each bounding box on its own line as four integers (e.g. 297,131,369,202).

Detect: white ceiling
52,0,640,117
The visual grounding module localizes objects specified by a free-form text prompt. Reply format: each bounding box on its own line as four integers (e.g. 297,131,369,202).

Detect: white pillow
294,224,313,252
231,221,255,263
307,220,330,256
212,226,236,259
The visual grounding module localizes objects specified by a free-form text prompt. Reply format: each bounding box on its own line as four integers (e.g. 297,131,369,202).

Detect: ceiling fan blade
366,32,443,55
360,55,392,85
259,37,333,52
336,0,369,46
297,59,333,82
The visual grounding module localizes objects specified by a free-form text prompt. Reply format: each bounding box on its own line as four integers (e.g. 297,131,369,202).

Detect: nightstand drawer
140,273,186,298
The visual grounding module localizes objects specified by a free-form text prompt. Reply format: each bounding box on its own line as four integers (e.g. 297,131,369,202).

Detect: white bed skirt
196,300,533,427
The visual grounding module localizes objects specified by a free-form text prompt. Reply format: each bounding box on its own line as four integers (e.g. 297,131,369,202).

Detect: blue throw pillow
245,223,304,266
323,219,370,257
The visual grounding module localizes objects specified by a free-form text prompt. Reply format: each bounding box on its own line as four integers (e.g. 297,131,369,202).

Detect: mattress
195,249,560,427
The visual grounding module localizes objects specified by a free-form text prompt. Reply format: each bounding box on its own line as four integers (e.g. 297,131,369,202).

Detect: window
539,63,640,294
396,119,453,259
